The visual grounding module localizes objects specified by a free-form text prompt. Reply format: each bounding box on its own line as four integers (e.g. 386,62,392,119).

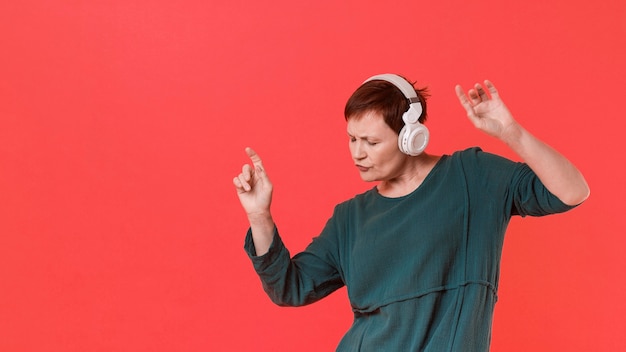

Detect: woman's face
347,111,407,182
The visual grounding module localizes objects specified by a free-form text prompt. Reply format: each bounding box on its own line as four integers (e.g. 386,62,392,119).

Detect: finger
237,173,252,192
475,83,489,101
468,88,481,104
245,147,268,178
455,85,470,105
246,147,263,167
242,163,253,182
455,85,476,114
455,84,482,127
484,80,499,100
233,176,249,193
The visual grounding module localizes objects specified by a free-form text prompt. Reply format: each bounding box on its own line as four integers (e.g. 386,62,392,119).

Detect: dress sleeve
510,164,579,217
459,147,578,218
243,219,345,307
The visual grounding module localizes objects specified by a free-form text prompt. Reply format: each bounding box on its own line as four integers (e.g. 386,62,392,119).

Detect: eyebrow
347,132,380,141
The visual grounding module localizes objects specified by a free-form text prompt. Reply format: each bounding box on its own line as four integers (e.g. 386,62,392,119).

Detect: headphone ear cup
398,123,429,156
398,125,410,154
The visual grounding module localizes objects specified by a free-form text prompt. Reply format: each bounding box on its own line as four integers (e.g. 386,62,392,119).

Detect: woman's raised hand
233,147,273,218
233,147,275,255
455,80,518,141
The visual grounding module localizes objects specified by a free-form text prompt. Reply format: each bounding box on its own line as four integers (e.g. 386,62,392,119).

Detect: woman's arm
235,148,344,306
455,81,590,206
233,147,275,255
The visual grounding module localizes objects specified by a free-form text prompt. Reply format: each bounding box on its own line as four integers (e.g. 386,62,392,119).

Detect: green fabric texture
244,147,575,351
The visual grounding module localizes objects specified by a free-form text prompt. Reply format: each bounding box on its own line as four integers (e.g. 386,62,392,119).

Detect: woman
232,74,589,351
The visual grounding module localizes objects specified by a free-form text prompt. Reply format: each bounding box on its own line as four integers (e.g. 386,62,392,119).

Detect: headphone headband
363,73,419,102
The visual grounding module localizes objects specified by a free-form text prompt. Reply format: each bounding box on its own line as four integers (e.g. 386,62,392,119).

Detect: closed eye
348,134,379,145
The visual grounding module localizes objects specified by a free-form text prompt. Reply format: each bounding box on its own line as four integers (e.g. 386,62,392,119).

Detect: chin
358,174,377,182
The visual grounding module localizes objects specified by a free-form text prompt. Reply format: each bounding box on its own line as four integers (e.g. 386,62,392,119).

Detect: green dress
244,148,576,351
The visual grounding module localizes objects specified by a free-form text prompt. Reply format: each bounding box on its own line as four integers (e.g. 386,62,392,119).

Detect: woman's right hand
233,147,273,219
233,147,275,255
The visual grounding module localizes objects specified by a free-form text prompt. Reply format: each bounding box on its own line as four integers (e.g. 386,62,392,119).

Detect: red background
1,0,625,351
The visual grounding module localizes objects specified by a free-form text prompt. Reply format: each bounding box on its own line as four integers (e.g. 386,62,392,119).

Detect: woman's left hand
455,80,518,141
456,80,589,205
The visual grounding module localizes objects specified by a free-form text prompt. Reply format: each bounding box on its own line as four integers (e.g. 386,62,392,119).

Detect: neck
377,153,441,198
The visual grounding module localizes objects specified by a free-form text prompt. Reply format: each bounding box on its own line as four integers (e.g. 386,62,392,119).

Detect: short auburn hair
344,76,429,134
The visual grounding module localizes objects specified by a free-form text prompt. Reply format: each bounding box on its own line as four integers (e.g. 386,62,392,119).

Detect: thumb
455,85,474,114
455,84,480,125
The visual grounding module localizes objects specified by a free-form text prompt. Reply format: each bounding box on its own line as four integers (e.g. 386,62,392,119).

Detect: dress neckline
373,154,448,201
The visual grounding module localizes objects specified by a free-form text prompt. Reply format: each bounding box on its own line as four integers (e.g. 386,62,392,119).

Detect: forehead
347,110,396,137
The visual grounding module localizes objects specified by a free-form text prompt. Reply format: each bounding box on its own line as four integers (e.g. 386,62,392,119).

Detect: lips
356,165,370,172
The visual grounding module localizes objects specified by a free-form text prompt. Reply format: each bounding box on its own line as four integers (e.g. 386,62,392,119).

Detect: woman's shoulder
450,146,484,159
450,146,519,167
449,146,528,186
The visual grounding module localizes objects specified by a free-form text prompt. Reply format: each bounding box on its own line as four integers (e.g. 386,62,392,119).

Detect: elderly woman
233,74,589,351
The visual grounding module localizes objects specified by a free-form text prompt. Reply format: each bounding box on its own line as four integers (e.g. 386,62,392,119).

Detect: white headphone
363,74,430,156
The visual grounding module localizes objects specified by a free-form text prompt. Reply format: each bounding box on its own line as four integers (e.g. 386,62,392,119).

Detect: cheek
378,146,403,167
367,149,384,165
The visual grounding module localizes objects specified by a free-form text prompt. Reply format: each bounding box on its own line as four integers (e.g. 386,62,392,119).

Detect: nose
351,141,366,160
